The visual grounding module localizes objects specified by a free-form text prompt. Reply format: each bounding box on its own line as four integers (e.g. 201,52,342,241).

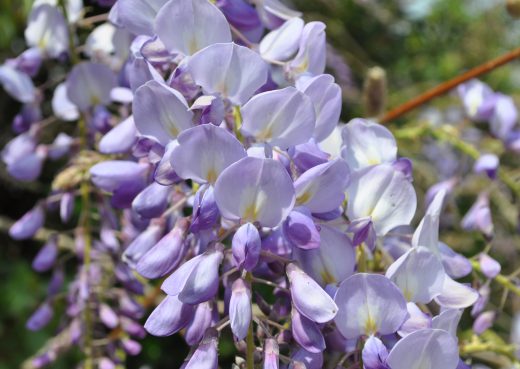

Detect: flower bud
136,218,188,279
191,185,220,233
132,181,171,219
100,303,119,329
144,295,195,337
291,308,325,353
363,66,387,118
283,209,320,250
60,192,75,223
185,302,218,345
185,328,219,369
479,253,501,279
263,338,279,369
232,223,261,271
229,278,252,340
32,234,58,272
507,0,520,17
26,302,53,331
473,311,496,335
9,204,45,240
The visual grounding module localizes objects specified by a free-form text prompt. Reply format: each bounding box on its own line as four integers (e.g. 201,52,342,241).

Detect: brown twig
380,47,520,123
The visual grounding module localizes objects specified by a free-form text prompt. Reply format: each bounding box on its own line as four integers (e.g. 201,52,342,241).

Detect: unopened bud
507,0,520,18
363,66,387,118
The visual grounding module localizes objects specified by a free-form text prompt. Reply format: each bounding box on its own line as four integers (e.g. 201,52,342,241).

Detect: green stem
471,259,520,297
461,337,519,362
78,115,93,369
245,272,255,369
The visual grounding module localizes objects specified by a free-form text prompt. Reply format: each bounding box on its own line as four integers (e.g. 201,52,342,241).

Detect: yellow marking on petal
296,191,312,205
242,202,258,222
257,126,273,141
90,95,101,106
206,168,217,184
403,289,412,302
364,316,378,336
367,157,380,165
169,125,179,137
320,269,336,285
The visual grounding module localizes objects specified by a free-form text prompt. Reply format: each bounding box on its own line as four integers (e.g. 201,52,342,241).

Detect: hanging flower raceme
2,0,513,368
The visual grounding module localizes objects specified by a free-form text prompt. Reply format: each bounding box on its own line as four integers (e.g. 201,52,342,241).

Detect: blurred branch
380,47,520,123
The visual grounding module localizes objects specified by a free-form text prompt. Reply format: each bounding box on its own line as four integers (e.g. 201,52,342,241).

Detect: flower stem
380,47,520,123
246,272,255,369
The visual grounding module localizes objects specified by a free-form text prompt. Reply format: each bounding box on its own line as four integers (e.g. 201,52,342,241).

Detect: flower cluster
1,0,519,369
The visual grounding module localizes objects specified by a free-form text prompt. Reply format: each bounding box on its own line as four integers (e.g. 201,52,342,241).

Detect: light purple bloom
431,308,463,338
259,17,303,61
286,263,338,324
241,86,316,148
214,157,295,227
458,79,497,122
123,223,163,267
362,335,389,369
439,242,472,279
490,93,517,139
171,124,246,184
341,118,397,170
297,74,342,142
386,329,459,369
287,21,326,77
185,302,217,345
473,153,499,179
25,4,69,58
162,246,224,305
136,219,188,279
294,159,350,214
398,302,432,337
218,0,264,43
10,205,45,240
346,164,416,236
263,338,279,369
191,185,220,232
26,302,53,331
386,246,445,303
100,303,119,328
188,42,268,105
114,0,168,36
334,273,408,339
133,80,194,145
291,308,325,353
52,83,79,121
0,64,36,103
347,216,376,249
232,223,261,271
155,0,231,56
479,253,501,279
293,224,355,286
144,295,194,336
32,234,58,272
229,278,252,340
283,208,320,250
185,329,218,369
289,141,329,172
99,116,138,154
461,192,494,238
132,182,171,219
66,62,117,111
